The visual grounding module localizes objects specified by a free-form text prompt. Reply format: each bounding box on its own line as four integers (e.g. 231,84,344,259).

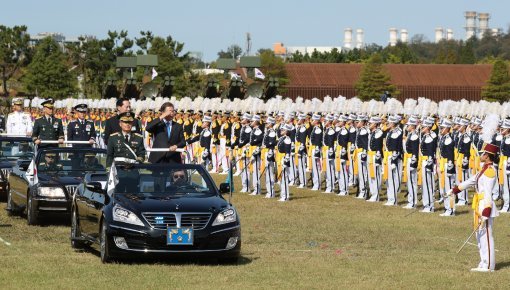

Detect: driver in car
81,153,104,171
39,153,63,171
167,169,189,190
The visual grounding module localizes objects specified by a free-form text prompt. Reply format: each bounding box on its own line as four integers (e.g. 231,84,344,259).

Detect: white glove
410,156,417,163
447,160,454,170
462,157,468,166
341,147,346,155
375,152,381,160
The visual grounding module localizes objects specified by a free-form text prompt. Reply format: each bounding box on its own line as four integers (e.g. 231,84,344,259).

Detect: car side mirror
86,182,104,193
18,160,31,172
219,183,230,194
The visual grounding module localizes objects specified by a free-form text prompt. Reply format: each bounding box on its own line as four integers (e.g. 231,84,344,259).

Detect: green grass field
1,175,509,289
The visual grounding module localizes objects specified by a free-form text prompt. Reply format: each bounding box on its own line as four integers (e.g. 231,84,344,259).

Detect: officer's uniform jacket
32,115,65,144
439,132,456,175
6,111,33,135
106,132,146,167
67,118,97,147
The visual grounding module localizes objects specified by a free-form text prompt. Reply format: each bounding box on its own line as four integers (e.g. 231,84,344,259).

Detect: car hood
114,194,229,214
37,174,83,186
0,160,16,169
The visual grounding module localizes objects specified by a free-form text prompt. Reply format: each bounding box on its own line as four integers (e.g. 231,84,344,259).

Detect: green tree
354,53,398,101
481,59,510,102
24,37,77,99
217,44,243,59
259,49,289,88
0,25,31,97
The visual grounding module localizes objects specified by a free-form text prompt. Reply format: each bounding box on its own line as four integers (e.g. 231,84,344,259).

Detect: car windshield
112,165,216,198
37,150,107,176
0,140,34,160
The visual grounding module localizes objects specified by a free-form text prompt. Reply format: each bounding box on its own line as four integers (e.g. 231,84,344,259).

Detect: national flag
151,68,158,80
254,68,265,80
107,161,119,195
229,72,240,80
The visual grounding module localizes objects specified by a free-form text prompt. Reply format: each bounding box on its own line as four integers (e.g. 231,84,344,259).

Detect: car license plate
167,227,193,245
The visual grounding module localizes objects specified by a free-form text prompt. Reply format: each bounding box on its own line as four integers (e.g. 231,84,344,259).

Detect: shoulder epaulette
134,133,144,137
484,167,496,178
111,132,120,136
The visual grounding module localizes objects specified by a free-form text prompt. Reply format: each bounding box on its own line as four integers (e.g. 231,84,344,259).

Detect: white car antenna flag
254,68,265,80
107,161,119,196
151,68,158,80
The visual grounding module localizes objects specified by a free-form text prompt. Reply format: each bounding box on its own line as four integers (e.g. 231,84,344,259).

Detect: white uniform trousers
240,155,251,192
251,154,261,194
210,144,218,172
265,161,276,198
441,173,456,213
476,219,496,271
297,154,307,187
457,169,470,205
421,160,435,210
311,155,322,190
406,159,418,207
348,151,357,186
279,164,290,201
337,161,349,195
368,161,382,201
356,152,368,198
386,160,402,205
218,138,229,172
325,156,336,193
288,152,296,185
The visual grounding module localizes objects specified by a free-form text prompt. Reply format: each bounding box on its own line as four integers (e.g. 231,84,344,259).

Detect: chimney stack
400,29,408,43
344,28,353,49
464,11,477,39
478,13,490,38
435,27,444,43
356,29,364,49
389,28,398,46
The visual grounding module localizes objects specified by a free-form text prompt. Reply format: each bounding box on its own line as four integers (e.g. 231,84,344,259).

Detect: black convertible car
0,136,33,201
7,147,107,225
71,163,241,263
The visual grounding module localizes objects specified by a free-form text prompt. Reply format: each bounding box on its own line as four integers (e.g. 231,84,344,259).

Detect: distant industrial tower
446,29,454,40
389,28,398,46
478,13,490,38
464,11,477,39
344,28,353,49
400,29,408,43
435,27,444,43
356,29,364,49
245,32,252,56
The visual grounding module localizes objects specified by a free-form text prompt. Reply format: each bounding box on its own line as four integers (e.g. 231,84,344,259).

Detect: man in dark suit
67,104,96,147
103,98,142,145
146,102,186,163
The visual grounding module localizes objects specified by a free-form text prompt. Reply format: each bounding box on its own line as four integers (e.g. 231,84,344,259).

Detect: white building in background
356,29,364,48
400,29,409,43
478,12,490,38
446,29,454,40
435,27,444,43
464,11,477,39
389,28,398,46
344,28,353,49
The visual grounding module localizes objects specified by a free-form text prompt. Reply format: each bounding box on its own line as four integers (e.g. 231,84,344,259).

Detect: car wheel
100,221,115,263
26,196,39,226
71,208,85,249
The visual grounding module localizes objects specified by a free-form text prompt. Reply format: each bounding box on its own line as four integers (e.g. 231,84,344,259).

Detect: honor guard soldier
491,122,504,200
295,113,309,188
367,116,384,202
354,115,369,199
218,112,232,174
106,112,146,167
347,114,358,187
238,113,252,192
32,99,64,148
262,116,278,198
277,123,293,201
438,119,456,216
66,104,96,147
309,114,323,191
448,143,500,272
189,112,203,163
384,115,403,205
419,117,437,213
183,110,194,163
323,114,337,193
188,115,212,169
249,115,264,195
455,118,472,206
210,112,221,173
230,112,242,175
285,113,297,186
336,115,350,196
6,98,33,136
404,116,420,209
499,119,510,213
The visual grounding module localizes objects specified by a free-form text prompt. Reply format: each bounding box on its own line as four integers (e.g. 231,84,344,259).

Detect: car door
87,190,107,241
74,185,92,236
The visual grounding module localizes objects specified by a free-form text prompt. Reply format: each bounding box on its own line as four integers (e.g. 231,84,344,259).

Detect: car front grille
65,185,78,196
142,213,212,230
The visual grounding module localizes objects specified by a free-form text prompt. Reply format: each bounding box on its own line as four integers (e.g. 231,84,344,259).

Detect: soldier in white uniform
499,119,510,213
438,119,457,216
449,143,499,272
336,115,350,196
6,98,32,136
419,117,437,213
262,116,277,198
384,115,403,206
277,123,293,201
249,115,264,195
403,116,420,209
355,115,369,199
323,114,337,193
367,116,384,202
309,114,323,191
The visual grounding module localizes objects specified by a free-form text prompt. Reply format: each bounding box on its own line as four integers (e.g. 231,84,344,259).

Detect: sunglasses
173,174,185,179
46,156,56,159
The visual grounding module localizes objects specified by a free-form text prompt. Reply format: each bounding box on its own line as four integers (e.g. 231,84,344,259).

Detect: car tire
100,221,115,263
26,195,39,226
71,207,85,249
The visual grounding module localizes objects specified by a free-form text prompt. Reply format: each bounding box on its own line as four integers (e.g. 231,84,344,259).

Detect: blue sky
2,0,509,61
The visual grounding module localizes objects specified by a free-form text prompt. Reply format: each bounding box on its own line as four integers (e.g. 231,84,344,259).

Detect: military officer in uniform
38,152,63,171
218,112,232,174
188,115,212,169
309,114,323,191
355,115,369,199
455,118,472,206
262,116,277,198
106,112,146,167
336,115,350,196
32,99,64,148
295,113,309,189
238,113,252,192
80,152,105,171
277,123,293,201
66,104,96,147
6,98,32,136
499,119,510,213
104,98,142,145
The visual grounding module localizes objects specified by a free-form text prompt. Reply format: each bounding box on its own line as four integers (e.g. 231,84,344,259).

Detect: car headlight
212,208,237,226
38,187,66,198
112,204,144,226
